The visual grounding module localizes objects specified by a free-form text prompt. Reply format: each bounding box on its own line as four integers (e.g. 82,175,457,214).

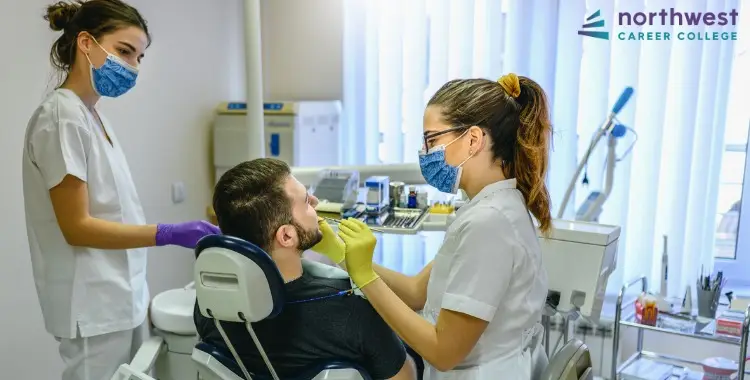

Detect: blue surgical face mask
418,130,474,194
85,39,139,98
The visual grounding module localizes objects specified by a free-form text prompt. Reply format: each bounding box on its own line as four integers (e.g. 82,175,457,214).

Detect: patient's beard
293,221,323,252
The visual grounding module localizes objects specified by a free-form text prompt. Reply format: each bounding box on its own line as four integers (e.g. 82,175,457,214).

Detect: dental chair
541,339,594,380
190,234,371,380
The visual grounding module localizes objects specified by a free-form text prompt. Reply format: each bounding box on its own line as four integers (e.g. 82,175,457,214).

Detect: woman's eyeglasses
422,125,470,151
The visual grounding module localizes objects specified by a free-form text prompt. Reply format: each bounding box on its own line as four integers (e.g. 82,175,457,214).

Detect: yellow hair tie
498,73,521,99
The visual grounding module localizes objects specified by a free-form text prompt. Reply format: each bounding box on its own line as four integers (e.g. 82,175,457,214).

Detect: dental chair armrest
110,364,158,380
130,336,165,373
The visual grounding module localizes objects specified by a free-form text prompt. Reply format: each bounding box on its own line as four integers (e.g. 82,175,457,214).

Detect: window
714,146,746,260
345,1,747,290
713,5,749,285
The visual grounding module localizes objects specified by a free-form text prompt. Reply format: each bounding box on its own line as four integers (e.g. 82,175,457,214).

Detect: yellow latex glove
310,217,346,265
337,218,380,288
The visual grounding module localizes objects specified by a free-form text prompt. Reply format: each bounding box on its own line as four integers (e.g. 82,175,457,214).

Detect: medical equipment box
308,169,360,213
364,176,390,214
538,220,620,323
213,101,341,184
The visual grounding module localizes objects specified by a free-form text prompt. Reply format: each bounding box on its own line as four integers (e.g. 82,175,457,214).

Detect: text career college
618,31,738,41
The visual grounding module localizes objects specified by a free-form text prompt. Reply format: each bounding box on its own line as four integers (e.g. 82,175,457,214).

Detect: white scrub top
22,88,149,339
422,178,549,380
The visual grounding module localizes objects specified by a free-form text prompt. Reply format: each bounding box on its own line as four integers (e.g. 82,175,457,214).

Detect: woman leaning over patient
315,73,553,379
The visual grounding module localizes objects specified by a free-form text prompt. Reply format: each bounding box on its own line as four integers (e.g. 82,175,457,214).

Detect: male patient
194,158,416,380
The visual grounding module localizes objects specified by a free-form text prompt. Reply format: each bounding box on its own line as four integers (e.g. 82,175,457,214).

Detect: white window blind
342,0,747,292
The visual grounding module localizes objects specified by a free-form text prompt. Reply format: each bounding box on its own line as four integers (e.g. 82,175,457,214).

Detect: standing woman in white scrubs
22,1,219,379
333,74,552,379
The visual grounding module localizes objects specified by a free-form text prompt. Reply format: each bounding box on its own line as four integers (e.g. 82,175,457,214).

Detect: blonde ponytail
427,74,554,234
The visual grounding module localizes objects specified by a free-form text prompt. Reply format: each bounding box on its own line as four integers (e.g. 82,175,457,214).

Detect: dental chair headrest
194,234,285,323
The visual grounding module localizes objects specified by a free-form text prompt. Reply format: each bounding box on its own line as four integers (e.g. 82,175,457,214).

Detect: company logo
577,8,739,42
578,10,609,40
617,9,739,26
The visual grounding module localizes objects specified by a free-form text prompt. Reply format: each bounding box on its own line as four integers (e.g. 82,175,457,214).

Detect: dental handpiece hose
557,87,634,219
557,127,607,219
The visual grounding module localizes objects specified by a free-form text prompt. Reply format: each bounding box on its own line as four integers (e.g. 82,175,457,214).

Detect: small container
417,192,428,209
635,293,658,326
407,186,418,208
697,287,720,319
701,357,739,380
399,193,408,208
389,181,405,208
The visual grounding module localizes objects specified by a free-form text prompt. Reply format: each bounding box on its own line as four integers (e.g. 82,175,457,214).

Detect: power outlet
171,182,186,204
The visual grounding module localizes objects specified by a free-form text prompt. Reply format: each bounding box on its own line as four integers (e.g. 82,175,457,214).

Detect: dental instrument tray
324,207,430,235
376,207,430,234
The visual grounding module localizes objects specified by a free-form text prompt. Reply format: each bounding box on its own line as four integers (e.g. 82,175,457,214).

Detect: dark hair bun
45,1,81,31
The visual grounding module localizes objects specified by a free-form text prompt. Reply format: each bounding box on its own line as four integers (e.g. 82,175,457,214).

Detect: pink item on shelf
701,357,747,380
716,309,744,338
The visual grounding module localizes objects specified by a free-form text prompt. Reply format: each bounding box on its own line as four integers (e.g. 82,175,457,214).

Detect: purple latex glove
155,220,221,249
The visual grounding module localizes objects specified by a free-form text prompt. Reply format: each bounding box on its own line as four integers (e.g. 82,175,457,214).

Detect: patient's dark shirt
194,270,406,379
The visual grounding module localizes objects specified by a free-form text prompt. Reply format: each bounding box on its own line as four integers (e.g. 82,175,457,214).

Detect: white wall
260,0,343,101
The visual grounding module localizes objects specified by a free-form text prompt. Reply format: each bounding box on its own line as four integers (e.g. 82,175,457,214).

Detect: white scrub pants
56,322,151,380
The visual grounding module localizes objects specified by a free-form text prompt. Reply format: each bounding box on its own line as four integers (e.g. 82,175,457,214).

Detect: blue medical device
558,87,636,221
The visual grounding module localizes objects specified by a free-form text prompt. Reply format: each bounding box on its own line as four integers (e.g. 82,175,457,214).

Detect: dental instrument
322,217,388,233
